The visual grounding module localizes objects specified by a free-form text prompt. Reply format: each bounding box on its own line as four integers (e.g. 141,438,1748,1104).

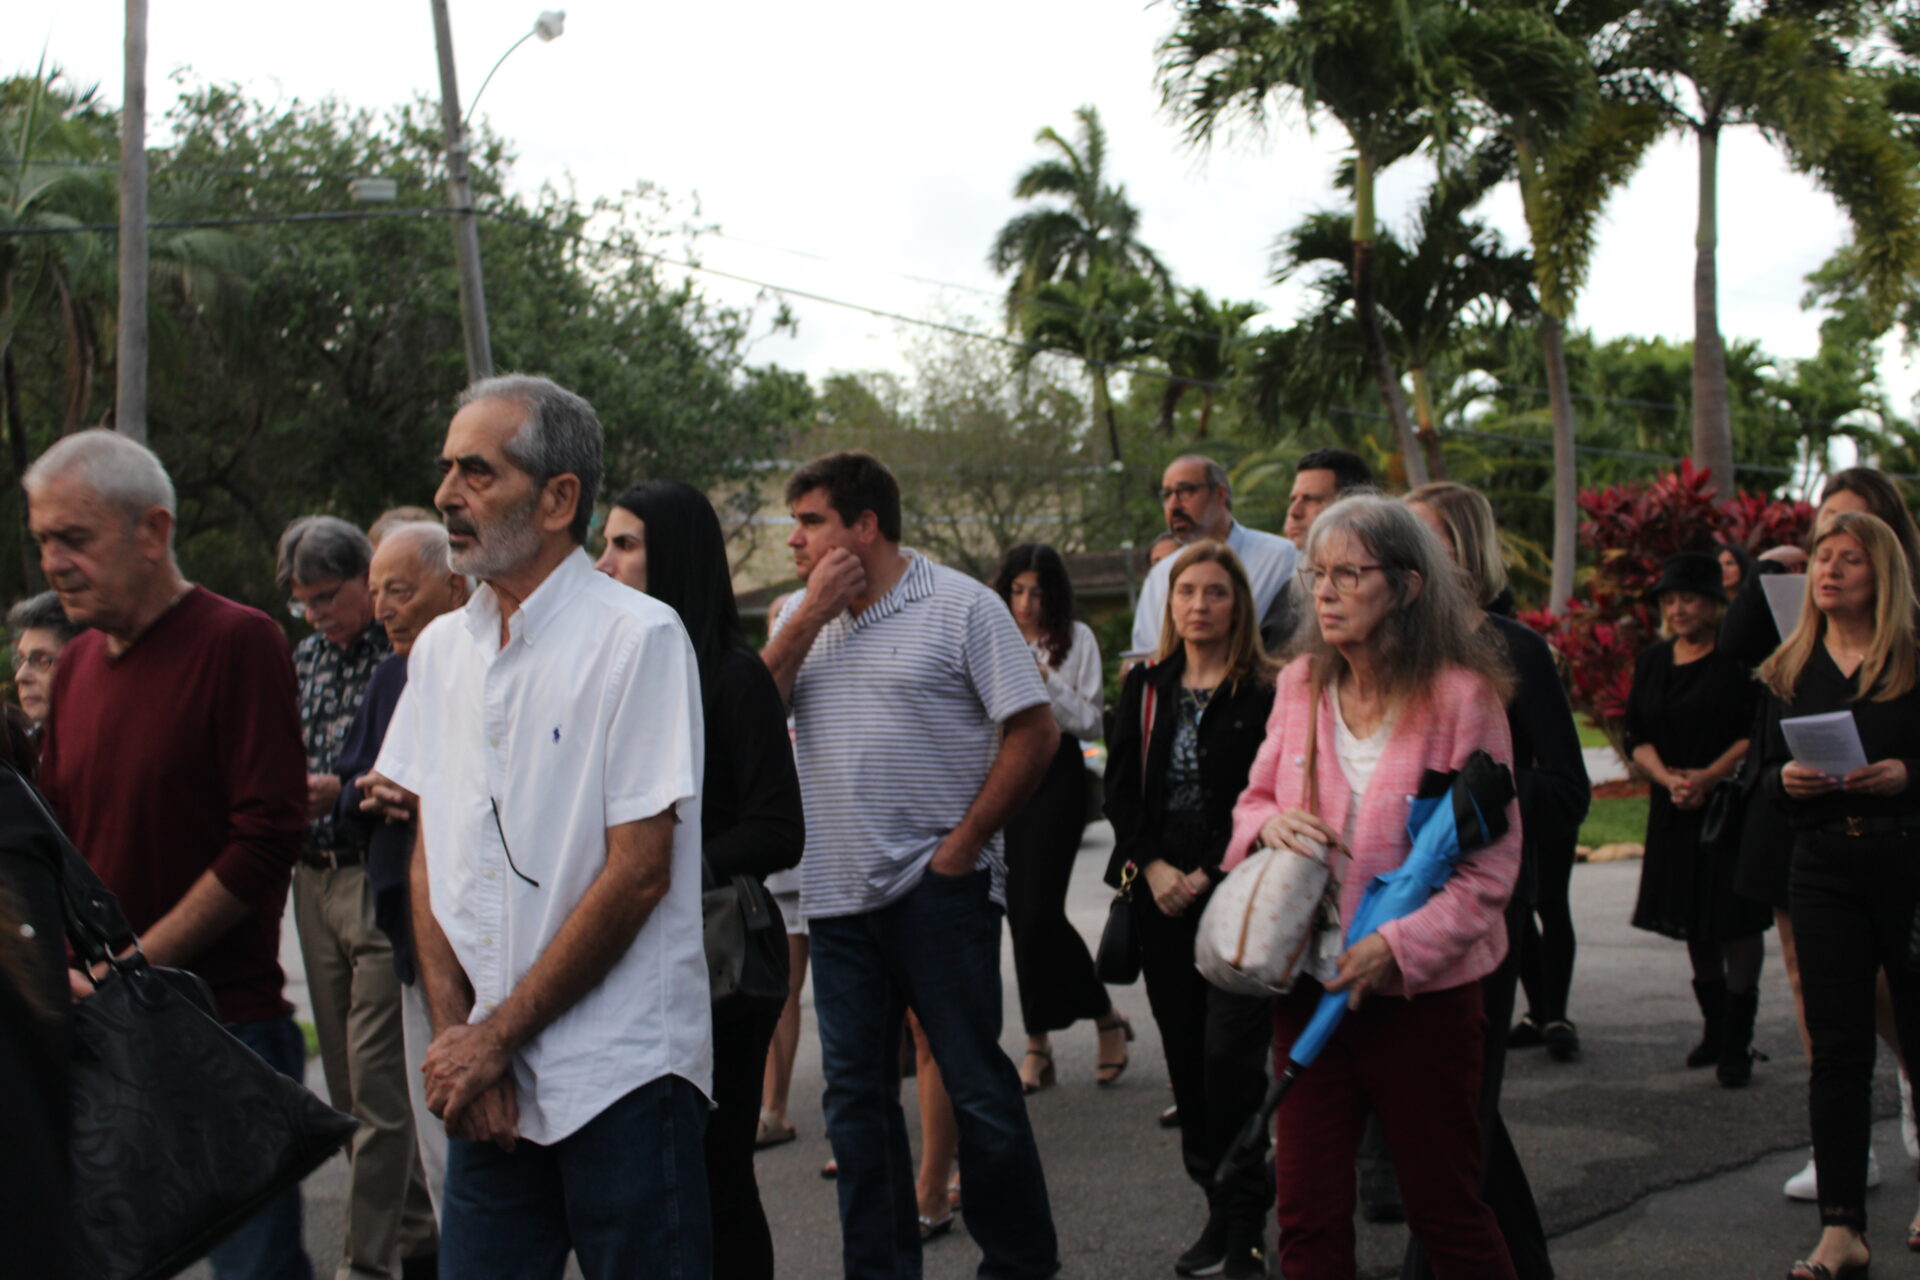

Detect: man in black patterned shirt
281,515,437,1280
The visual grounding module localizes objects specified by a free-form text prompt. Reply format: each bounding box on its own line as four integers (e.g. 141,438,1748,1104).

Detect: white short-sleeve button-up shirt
376,549,710,1144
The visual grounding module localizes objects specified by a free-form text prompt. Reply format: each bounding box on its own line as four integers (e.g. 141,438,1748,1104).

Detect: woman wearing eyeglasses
1226,494,1521,1279
1104,540,1277,1279
7,591,82,730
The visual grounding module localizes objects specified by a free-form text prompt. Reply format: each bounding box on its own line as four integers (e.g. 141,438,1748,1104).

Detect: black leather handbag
1,763,358,1280
702,858,790,1023
1095,861,1142,985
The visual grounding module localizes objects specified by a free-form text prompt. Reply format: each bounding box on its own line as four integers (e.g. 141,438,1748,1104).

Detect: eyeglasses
287,585,343,621
1297,563,1388,595
13,651,55,674
1156,481,1210,504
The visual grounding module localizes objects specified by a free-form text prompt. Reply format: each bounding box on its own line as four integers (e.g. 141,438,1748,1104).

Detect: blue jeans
440,1073,710,1280
810,868,1059,1280
208,1015,315,1280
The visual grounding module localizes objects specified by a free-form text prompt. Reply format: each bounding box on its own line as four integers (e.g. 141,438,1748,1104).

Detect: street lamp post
428,7,564,384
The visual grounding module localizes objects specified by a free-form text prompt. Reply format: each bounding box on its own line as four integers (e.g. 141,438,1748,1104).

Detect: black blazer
1103,651,1276,887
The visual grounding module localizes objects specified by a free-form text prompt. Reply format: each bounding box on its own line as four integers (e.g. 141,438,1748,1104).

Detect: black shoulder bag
0,763,358,1280
702,857,790,1023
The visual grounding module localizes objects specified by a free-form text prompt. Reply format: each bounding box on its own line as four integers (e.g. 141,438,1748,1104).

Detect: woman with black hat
1626,551,1770,1080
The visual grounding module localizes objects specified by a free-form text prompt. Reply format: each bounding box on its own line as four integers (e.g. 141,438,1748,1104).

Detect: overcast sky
34,0,1918,430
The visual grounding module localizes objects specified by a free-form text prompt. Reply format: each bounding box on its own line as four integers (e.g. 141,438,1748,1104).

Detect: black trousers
1791,828,1920,1231
1136,889,1273,1227
1006,737,1109,1035
706,997,784,1280
1403,896,1553,1279
1517,836,1578,1026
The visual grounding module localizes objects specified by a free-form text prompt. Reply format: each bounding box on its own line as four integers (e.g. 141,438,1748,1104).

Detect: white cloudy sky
33,0,1918,428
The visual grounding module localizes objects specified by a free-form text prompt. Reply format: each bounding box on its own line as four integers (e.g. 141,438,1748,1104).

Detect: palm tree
1152,287,1260,438
1616,0,1920,498
1158,0,1465,486
990,104,1170,468
1455,2,1663,611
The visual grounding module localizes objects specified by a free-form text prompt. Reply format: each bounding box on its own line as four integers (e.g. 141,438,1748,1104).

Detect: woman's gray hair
6,591,81,644
276,516,373,589
458,374,603,545
22,429,177,544
1296,493,1514,705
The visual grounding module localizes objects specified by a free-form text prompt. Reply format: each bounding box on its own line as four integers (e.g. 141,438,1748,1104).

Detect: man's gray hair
457,374,603,545
380,521,454,576
276,515,373,589
1172,453,1232,503
6,591,81,644
23,429,177,537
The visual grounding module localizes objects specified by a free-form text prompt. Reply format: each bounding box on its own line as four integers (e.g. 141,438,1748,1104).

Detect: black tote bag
0,763,358,1280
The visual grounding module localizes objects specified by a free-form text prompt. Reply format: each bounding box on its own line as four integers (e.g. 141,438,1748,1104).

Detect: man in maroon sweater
28,428,315,1280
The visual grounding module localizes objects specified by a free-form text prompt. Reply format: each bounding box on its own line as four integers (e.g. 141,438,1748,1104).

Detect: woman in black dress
1105,541,1277,1280
1626,552,1768,1082
992,544,1131,1093
597,481,805,1280
1760,511,1920,1280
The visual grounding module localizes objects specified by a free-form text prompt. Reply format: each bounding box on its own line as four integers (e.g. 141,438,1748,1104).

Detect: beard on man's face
447,491,544,580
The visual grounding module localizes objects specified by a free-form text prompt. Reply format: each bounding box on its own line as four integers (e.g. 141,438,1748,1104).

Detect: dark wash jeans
440,1073,710,1280
809,868,1060,1280
1791,828,1920,1231
209,1015,314,1280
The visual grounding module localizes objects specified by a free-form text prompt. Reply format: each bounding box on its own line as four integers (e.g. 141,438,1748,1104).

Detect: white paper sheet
1760,574,1806,640
1780,710,1869,778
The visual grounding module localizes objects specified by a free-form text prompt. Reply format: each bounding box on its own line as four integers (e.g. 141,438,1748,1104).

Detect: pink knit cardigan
1225,656,1522,997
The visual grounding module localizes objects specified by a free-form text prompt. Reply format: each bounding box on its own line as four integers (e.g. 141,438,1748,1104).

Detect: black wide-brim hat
1645,551,1727,605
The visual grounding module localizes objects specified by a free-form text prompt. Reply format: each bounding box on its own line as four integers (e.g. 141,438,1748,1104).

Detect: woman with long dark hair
1761,511,1920,1280
991,543,1130,1093
597,481,804,1280
1105,541,1278,1279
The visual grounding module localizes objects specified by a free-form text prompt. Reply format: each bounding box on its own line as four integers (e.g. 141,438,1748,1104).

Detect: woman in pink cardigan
1227,494,1522,1280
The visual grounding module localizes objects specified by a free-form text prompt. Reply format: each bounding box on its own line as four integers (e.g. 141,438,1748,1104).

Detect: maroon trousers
1270,980,1516,1280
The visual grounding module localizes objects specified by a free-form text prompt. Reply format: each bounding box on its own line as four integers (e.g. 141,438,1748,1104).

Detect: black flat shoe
1508,1015,1546,1048
1543,1019,1580,1061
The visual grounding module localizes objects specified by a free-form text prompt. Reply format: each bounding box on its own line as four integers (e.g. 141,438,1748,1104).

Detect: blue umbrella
1215,749,1515,1184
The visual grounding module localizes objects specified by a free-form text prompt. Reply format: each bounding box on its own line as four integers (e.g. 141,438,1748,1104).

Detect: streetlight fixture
429,7,566,382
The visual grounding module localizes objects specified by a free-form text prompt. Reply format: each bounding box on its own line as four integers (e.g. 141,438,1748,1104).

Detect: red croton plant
1519,462,1813,757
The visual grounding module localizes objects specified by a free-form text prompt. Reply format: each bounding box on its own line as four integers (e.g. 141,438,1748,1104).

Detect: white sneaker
1784,1148,1882,1201
1903,1071,1918,1160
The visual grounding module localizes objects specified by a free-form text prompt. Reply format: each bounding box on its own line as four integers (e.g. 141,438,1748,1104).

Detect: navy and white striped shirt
781,551,1049,919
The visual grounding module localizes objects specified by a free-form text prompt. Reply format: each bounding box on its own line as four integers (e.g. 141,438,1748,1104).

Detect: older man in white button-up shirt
374,375,711,1279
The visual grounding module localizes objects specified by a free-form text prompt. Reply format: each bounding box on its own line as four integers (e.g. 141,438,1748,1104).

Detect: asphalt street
195,818,1910,1280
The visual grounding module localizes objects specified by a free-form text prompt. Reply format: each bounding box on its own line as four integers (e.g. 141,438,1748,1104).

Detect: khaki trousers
400,978,448,1219
294,862,438,1278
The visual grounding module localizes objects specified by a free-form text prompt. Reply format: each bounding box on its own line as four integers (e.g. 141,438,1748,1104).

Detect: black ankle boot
1686,977,1727,1068
1175,1212,1230,1276
1717,987,1761,1086
1221,1219,1268,1279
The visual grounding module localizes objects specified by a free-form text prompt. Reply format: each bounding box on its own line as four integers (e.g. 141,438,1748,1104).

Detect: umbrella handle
1213,1059,1303,1186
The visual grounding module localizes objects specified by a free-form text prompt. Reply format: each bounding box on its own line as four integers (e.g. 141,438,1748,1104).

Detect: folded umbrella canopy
1215,749,1516,1184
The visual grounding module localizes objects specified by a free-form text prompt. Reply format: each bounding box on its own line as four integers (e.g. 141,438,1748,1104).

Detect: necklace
1183,685,1216,717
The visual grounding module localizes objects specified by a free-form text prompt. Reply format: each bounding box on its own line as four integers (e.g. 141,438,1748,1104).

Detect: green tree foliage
0,75,811,613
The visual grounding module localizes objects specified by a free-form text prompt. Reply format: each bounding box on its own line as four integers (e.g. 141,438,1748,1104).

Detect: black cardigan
1488,611,1591,907
1103,652,1277,888
704,645,805,881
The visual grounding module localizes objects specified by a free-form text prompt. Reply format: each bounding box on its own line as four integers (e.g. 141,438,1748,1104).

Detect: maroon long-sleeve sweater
41,586,308,1023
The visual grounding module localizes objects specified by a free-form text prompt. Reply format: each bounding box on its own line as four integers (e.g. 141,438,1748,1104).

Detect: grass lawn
1576,718,1612,750
1580,794,1649,848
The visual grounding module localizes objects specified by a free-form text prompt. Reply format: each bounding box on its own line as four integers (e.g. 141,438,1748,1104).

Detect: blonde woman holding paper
1760,510,1920,1280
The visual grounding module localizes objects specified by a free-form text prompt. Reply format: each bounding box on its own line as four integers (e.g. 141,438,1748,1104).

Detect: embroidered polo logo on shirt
552,726,561,743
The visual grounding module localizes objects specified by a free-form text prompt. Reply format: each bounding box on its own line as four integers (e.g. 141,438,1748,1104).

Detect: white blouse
1032,620,1104,741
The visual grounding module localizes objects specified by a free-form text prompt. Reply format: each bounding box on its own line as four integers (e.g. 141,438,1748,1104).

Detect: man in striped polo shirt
764,452,1062,1280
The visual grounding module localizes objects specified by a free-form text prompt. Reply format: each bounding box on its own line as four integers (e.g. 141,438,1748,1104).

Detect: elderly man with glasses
278,515,439,1280
1129,454,1299,657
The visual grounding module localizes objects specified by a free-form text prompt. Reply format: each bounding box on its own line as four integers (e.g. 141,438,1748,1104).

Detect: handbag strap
1300,676,1322,821
1139,672,1158,789
0,761,139,965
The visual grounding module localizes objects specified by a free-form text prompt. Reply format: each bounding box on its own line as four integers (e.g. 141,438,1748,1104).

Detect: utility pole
430,0,494,382
115,0,149,441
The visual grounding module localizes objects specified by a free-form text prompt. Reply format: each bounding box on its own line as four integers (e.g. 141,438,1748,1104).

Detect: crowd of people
2,370,1919,1280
